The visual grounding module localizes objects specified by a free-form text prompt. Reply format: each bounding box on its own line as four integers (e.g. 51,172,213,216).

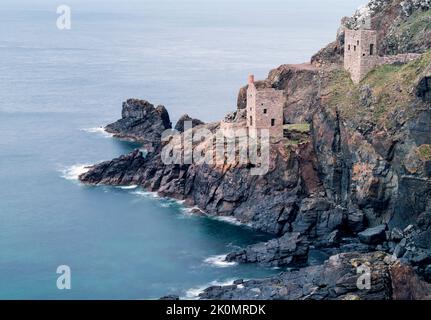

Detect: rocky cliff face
80,132,322,235
79,0,431,300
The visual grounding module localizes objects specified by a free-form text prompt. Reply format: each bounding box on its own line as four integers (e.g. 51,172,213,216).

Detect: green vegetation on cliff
418,144,431,161
284,123,311,133
384,9,431,54
325,49,431,130
399,9,431,37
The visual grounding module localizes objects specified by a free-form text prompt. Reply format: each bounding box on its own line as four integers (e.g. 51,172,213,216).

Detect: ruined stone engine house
246,75,284,138
344,28,378,84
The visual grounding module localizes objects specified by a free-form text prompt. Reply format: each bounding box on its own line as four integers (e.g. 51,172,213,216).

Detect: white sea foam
159,202,171,208
158,198,186,208
181,206,205,216
81,127,113,138
118,185,138,190
60,164,91,181
184,279,235,300
204,255,237,268
213,216,251,227
132,190,160,198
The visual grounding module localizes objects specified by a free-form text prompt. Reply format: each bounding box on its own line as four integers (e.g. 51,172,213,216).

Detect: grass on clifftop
418,144,431,161
325,49,431,130
284,123,311,133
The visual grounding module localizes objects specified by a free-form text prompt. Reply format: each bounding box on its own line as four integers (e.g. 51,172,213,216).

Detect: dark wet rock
325,230,342,246
338,240,372,254
105,99,171,151
410,250,431,267
347,209,365,234
416,76,431,102
159,295,180,300
394,242,407,258
390,227,404,242
200,252,397,300
358,225,387,245
291,198,331,234
307,249,331,266
79,149,147,185
315,207,346,240
424,265,431,282
174,114,205,133
225,232,309,267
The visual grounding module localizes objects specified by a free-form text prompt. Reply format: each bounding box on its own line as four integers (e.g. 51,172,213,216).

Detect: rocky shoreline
79,0,431,300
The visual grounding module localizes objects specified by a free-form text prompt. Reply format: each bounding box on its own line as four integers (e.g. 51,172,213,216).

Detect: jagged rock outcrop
79,149,147,185
174,114,205,133
105,99,171,151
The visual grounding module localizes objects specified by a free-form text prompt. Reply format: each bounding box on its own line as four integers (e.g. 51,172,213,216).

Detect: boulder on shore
358,225,387,245
225,232,309,267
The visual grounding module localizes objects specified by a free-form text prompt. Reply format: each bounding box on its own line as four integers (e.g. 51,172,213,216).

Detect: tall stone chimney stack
248,74,255,85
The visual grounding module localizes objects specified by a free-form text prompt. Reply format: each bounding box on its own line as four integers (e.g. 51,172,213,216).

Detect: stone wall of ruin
344,29,378,84
247,85,284,138
377,53,422,66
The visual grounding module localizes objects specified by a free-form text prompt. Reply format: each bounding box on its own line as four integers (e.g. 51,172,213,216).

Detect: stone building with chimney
246,75,284,138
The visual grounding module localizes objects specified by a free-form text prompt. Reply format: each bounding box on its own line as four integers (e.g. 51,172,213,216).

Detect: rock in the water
358,225,387,245
105,99,172,151
159,295,180,300
79,149,147,185
226,232,309,267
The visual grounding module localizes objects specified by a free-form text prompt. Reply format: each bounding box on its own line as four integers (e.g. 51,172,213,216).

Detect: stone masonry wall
247,82,284,138
377,53,422,66
344,29,378,84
